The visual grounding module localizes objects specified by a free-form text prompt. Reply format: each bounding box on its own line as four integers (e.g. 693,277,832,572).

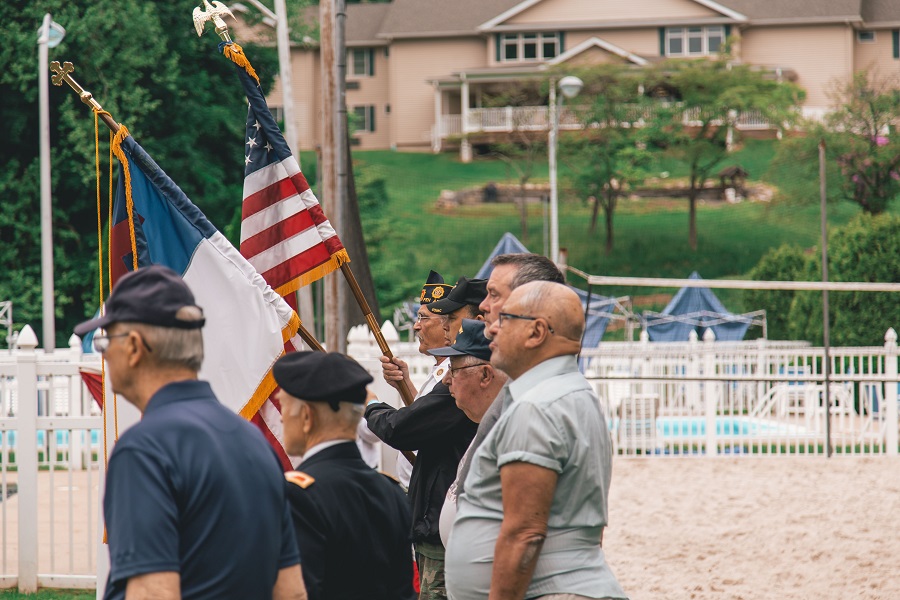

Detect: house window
353,105,376,133
348,48,372,77
498,32,561,62
269,106,284,124
857,30,876,43
666,26,725,57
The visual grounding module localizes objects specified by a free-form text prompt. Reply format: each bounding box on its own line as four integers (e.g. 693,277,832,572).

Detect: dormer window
499,32,560,62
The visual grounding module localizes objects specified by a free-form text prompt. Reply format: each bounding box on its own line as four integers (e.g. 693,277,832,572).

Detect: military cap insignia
285,471,315,489
432,286,445,299
420,289,426,301
459,325,464,334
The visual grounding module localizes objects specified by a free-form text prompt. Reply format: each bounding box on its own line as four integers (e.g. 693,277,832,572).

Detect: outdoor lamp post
38,14,66,353
548,75,583,265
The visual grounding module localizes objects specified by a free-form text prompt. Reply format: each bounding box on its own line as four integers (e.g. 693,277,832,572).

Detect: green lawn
350,139,864,313
0,591,93,599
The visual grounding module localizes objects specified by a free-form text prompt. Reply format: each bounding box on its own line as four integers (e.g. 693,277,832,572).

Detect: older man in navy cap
75,265,304,600
274,352,415,600
428,319,507,548
367,271,479,600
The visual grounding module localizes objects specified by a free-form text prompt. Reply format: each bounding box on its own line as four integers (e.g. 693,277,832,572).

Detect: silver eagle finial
192,0,236,42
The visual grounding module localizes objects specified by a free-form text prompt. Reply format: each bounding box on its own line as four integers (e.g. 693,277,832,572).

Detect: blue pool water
0,430,102,449
655,417,806,438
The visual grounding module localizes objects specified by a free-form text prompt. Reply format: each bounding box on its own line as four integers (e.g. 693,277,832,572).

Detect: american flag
225,42,349,469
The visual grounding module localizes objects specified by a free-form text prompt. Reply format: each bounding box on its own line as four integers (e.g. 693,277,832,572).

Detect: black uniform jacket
285,442,416,600
365,382,477,545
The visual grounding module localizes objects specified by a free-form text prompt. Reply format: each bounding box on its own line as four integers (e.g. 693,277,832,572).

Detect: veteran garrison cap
74,265,205,336
420,270,453,305
273,351,373,411
429,319,491,361
428,277,487,315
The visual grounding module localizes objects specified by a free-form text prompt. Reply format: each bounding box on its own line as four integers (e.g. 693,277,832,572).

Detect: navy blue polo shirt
103,380,300,600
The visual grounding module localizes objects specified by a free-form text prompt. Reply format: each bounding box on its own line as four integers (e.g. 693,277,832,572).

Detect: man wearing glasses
426,319,507,548
454,253,565,504
75,266,304,600
445,281,627,600
366,271,479,600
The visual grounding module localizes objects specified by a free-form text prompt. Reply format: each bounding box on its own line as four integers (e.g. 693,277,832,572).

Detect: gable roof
861,0,900,25
346,2,393,45
717,0,863,24
480,0,747,30
379,0,523,39
549,36,649,66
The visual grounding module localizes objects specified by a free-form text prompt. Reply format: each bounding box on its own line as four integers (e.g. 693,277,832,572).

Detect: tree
786,214,900,346
773,71,900,215
646,57,803,250
748,214,900,345
744,244,814,340
561,65,653,254
0,0,276,346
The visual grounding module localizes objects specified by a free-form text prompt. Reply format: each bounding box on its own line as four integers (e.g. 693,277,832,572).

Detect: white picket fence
0,320,896,591
350,323,900,458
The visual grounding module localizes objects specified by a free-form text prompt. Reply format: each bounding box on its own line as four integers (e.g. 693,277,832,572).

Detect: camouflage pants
415,541,447,600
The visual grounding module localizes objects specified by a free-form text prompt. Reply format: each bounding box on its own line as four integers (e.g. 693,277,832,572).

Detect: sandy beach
604,456,900,600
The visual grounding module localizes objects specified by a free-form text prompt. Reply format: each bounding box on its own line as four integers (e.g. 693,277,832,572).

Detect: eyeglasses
448,364,486,378
93,331,153,354
416,314,446,324
497,312,555,334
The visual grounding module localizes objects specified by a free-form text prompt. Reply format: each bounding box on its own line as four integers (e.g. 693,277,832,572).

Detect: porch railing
436,104,823,138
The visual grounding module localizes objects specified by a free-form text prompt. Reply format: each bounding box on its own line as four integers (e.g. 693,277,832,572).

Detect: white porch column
460,76,472,163
432,83,443,153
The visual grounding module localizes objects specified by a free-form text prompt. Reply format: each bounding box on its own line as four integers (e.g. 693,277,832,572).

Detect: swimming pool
0,429,102,449
655,416,808,438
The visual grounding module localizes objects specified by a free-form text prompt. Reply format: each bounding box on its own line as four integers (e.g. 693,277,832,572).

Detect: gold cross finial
50,61,120,131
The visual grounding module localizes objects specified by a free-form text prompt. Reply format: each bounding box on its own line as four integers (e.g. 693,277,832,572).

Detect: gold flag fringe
239,311,302,420
223,42,260,86
274,248,352,298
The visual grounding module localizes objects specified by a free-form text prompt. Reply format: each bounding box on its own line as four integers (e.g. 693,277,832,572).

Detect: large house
234,0,900,158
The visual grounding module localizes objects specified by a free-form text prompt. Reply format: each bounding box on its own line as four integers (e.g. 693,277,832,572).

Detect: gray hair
491,253,565,289
127,322,204,372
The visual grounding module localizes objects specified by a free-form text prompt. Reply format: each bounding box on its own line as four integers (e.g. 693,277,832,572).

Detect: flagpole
50,61,328,356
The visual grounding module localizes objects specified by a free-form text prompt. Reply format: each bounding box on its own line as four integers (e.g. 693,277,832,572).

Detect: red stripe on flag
240,211,316,258
243,177,307,219
260,245,333,290
252,410,293,472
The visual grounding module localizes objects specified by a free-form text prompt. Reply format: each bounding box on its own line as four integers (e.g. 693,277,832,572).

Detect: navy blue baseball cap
74,265,205,336
428,277,487,315
429,319,491,361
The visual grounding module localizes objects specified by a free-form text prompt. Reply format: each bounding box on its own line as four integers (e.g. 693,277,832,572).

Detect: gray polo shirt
445,355,627,600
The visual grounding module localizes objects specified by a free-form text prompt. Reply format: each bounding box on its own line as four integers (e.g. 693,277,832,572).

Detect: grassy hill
350,139,863,315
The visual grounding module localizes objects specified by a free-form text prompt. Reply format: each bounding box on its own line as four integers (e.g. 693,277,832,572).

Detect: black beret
273,351,373,411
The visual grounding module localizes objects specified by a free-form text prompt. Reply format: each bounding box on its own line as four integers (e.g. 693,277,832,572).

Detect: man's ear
125,332,145,368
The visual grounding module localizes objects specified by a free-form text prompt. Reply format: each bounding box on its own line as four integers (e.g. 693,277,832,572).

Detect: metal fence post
15,325,39,592
885,328,898,456
703,329,718,456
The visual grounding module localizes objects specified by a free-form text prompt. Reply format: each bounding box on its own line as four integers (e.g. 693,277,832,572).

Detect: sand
604,456,900,600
